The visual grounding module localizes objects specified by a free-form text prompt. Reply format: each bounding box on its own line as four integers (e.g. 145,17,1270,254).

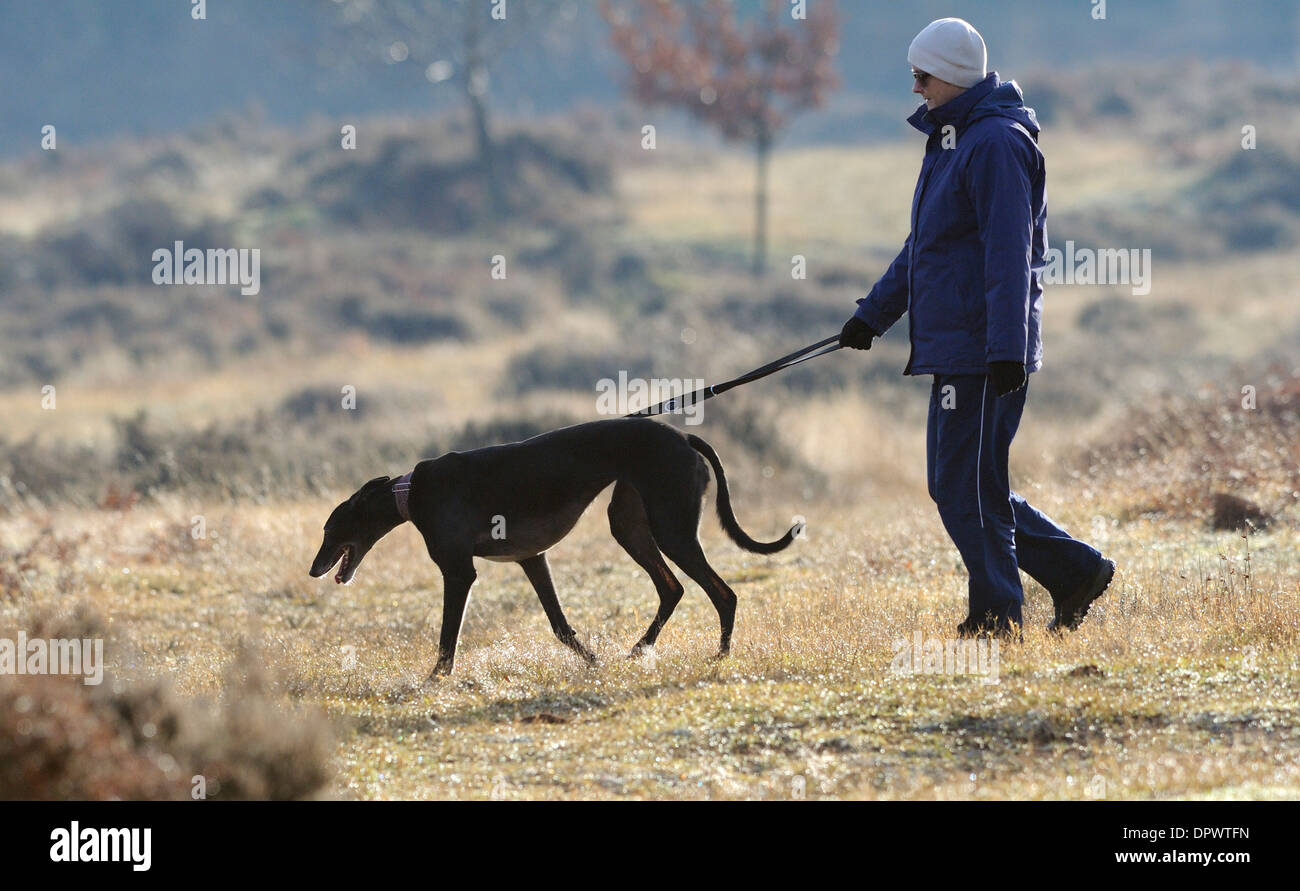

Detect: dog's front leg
428,562,477,681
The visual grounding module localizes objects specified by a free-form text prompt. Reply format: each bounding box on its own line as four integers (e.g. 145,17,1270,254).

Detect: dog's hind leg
518,553,596,666
635,477,739,659
608,480,685,656
639,493,739,658
656,536,738,659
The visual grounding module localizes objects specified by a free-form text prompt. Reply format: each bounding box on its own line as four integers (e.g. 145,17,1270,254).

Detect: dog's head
308,476,396,584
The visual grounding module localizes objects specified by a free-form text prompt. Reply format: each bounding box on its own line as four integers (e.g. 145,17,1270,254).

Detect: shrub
34,198,231,288
279,386,364,422
502,345,652,396
435,412,583,454
364,309,470,344
308,129,611,234
0,608,333,800
1075,364,1300,527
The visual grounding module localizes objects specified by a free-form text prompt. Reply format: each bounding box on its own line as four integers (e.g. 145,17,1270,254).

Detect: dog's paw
423,664,453,685
627,644,660,669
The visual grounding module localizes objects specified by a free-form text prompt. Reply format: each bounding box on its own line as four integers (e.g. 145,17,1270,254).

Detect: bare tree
601,0,840,276
324,0,560,220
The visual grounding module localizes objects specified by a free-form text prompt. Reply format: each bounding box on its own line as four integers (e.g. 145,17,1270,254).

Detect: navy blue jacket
854,72,1046,375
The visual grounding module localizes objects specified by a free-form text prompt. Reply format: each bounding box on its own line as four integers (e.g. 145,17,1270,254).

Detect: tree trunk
463,7,507,221
466,83,505,217
752,129,770,278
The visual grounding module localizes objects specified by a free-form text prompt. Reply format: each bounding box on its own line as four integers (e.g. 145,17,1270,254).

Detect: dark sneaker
1049,558,1116,633
957,616,1023,643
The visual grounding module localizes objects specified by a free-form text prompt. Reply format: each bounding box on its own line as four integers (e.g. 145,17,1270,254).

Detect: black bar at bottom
2,800,1282,877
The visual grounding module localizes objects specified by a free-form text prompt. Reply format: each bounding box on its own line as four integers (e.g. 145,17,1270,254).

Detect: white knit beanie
907,18,987,89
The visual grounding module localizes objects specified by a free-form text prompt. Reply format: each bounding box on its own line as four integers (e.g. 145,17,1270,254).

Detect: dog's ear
350,476,391,503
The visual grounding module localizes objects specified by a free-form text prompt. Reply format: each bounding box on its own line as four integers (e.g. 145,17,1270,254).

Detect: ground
5,473,1296,800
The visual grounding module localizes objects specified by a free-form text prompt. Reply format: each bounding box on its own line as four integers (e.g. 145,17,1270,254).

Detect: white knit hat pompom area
907,17,987,89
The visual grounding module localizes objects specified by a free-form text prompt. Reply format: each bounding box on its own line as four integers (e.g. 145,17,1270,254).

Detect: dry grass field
3,372,1298,799
3,461,1298,800
3,78,1299,798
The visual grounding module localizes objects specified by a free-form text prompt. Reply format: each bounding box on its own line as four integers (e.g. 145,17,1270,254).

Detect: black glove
840,316,880,350
989,361,1027,397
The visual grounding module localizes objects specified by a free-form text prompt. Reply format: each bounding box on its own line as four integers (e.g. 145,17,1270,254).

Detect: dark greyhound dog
309,418,801,678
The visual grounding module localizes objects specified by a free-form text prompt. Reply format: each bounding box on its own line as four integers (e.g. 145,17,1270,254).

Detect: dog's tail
687,434,801,554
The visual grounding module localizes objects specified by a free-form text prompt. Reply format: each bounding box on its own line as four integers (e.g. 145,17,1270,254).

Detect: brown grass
0,606,333,800
2,424,1297,800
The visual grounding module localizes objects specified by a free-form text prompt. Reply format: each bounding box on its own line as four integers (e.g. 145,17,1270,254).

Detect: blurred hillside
2,0,1297,157
1,54,1298,521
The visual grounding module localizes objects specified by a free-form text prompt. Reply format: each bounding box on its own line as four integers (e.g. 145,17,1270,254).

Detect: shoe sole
1048,559,1116,633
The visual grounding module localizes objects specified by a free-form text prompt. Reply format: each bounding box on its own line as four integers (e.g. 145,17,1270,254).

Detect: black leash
625,335,842,418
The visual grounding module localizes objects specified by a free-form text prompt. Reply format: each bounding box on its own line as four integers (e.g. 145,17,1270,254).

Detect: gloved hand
839,316,880,350
989,361,1027,397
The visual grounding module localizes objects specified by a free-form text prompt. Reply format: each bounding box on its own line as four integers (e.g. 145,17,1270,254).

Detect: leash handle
625,335,842,418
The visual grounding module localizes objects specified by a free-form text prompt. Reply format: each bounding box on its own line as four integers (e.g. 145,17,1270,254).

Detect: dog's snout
308,541,336,578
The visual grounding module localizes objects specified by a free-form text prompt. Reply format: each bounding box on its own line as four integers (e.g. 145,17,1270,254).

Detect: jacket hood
967,76,1040,137
908,72,1040,138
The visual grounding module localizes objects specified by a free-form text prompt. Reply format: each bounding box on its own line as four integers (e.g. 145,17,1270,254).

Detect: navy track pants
926,374,1104,628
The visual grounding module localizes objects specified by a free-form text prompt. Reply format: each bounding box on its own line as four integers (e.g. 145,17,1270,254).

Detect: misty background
4,0,1298,157
2,0,1297,519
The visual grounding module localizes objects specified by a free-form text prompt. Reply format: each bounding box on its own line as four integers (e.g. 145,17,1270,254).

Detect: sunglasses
912,69,931,86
